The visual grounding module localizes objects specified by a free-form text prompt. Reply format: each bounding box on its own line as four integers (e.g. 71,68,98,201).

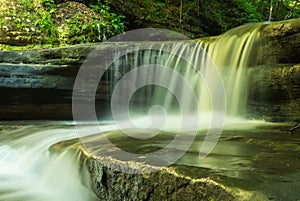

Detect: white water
109,23,262,131
205,23,262,116
0,124,99,201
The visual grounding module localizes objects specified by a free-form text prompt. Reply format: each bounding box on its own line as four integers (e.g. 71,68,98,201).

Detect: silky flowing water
1,23,300,200
1,121,300,200
0,123,99,201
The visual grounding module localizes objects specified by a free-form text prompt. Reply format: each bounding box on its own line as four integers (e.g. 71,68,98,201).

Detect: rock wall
0,44,111,119
247,19,300,121
258,19,300,65
248,64,300,121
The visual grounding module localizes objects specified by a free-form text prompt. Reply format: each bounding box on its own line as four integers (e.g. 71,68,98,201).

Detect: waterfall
107,23,263,130
0,23,267,200
205,23,262,116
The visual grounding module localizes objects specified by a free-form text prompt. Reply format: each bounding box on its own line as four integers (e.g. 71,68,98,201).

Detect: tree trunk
268,0,273,21
179,0,183,23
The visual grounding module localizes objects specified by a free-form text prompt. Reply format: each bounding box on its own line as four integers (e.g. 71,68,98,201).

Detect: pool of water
90,121,300,201
0,121,300,201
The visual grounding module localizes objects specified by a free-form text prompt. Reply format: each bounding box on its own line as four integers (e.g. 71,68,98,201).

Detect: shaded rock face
248,64,300,121
0,44,111,119
246,19,300,121
258,19,300,65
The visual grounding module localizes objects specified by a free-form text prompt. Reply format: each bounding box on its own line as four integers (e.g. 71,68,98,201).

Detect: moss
0,0,126,49
0,0,53,46
0,44,56,51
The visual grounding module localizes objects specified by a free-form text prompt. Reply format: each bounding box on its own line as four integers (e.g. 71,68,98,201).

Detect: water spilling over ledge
0,19,300,121
1,19,300,201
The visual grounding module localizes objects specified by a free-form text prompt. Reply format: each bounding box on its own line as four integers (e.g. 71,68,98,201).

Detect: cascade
106,23,263,131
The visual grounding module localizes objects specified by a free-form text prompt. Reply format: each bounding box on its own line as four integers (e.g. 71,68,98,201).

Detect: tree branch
284,0,299,20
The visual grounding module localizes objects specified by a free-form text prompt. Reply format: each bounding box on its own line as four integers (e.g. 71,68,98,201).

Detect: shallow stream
0,121,299,201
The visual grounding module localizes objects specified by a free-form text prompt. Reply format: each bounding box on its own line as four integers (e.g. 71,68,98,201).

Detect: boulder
258,19,300,65
50,138,266,201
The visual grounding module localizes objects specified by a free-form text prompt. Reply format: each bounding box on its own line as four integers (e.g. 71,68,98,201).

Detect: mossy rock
0,0,121,49
51,1,106,45
0,0,43,46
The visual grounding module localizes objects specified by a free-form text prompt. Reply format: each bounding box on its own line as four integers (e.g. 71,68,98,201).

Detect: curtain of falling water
109,23,262,123
205,23,262,116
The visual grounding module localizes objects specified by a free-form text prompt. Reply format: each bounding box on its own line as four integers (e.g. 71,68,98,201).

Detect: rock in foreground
51,138,267,201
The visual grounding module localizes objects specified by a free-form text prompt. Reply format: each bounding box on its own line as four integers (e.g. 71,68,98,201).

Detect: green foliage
42,0,56,13
236,0,263,23
0,0,59,46
112,0,300,38
89,0,126,39
63,16,102,43
35,10,59,44
249,0,300,21
58,0,126,44
0,44,55,51
3,0,300,48
19,0,35,10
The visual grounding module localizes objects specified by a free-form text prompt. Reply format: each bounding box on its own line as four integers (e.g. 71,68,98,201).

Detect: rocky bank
249,19,300,121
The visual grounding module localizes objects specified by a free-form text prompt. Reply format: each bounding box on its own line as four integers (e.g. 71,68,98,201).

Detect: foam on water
0,126,98,201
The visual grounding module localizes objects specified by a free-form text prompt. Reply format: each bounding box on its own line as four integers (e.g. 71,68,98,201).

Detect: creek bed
1,121,300,200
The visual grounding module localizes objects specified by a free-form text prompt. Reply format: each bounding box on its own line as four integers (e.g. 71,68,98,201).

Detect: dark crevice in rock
101,169,108,190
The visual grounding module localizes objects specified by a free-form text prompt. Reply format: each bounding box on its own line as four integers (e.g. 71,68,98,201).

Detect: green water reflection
103,123,300,201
